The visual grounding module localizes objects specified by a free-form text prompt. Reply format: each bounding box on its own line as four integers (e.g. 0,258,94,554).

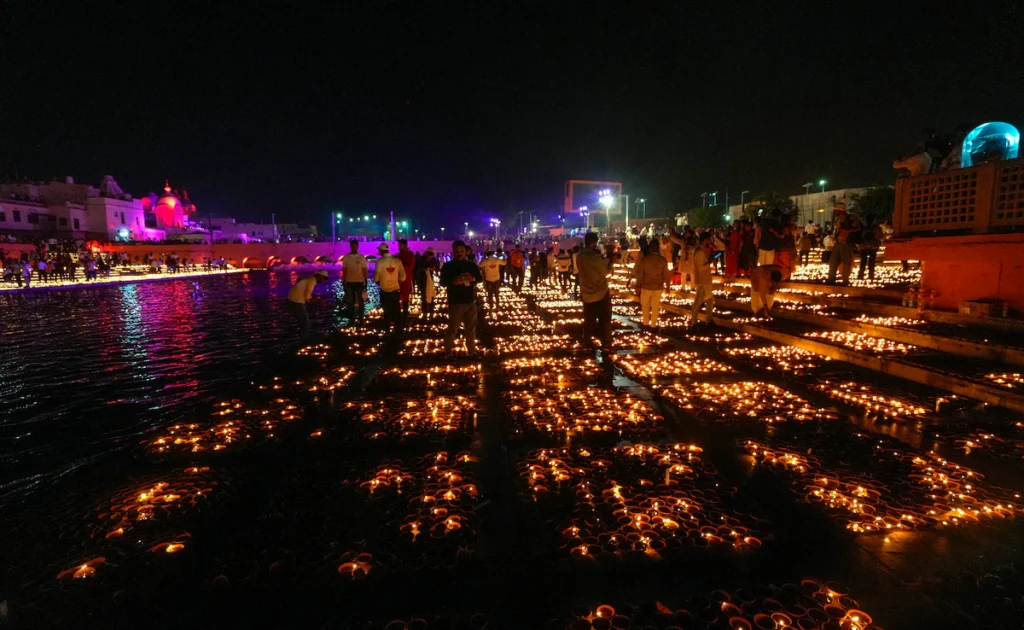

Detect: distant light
363,215,369,221
468,231,474,237
600,195,614,207
336,212,342,218
372,215,377,219
818,179,826,186
723,214,730,221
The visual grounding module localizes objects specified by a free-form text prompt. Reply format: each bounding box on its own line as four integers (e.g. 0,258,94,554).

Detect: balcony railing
894,156,1024,235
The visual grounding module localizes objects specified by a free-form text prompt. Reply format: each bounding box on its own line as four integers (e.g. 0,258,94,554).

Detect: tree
744,191,796,220
849,186,895,225
686,205,729,228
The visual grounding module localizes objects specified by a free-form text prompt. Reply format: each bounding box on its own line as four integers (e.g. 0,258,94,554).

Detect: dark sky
3,1,1022,231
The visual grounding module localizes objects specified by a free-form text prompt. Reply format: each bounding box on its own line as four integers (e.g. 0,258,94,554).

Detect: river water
0,271,349,505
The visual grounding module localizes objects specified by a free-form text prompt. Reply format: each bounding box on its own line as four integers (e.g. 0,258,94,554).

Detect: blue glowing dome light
961,121,1020,167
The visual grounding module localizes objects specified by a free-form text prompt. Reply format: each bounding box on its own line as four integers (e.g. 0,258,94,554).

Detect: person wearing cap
827,203,861,285
287,269,329,337
690,232,715,327
374,243,406,333
341,239,368,325
440,240,483,358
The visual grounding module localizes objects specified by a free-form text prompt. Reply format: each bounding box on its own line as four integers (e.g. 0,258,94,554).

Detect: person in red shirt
508,244,526,293
397,239,416,318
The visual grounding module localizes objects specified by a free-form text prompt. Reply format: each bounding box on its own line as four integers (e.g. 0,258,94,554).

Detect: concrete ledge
613,289,1024,413
713,318,1024,414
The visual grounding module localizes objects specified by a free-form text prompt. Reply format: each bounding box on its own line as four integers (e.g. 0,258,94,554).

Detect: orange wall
886,233,1024,311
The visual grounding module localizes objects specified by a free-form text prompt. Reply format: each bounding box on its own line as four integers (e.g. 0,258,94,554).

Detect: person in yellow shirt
374,243,407,333
287,270,329,337
690,233,715,327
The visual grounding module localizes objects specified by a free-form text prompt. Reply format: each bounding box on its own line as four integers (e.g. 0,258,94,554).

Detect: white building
0,176,148,241
727,187,873,226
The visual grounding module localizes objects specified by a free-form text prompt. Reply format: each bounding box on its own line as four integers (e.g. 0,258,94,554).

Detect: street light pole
701,192,708,207
623,195,629,233
819,178,827,193
740,190,750,217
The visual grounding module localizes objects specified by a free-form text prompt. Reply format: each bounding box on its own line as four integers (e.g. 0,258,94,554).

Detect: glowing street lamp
818,178,827,193
490,217,501,240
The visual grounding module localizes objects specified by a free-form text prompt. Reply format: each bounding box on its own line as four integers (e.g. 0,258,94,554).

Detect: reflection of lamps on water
961,122,1020,167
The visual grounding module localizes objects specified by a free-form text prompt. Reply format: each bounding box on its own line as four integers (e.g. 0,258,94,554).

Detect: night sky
3,2,1022,231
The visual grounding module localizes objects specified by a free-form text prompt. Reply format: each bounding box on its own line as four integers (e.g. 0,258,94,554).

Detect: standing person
286,270,329,337
397,239,416,320
725,221,743,280
667,227,696,291
441,240,483,359
632,237,672,329
528,247,542,288
857,220,884,281
341,239,368,325
712,229,727,275
570,245,581,297
545,247,557,286
556,248,572,293
739,221,757,278
754,212,782,266
774,216,798,280
415,247,439,318
508,244,526,292
479,250,506,309
827,204,861,285
576,232,614,352
798,229,813,266
22,259,31,288
750,264,784,318
374,243,406,333
36,257,48,283
690,232,715,327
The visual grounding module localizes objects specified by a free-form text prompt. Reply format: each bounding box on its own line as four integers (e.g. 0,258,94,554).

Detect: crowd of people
0,247,231,288
287,209,893,348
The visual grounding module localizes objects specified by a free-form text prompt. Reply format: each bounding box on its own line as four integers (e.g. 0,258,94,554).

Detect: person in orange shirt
397,239,416,319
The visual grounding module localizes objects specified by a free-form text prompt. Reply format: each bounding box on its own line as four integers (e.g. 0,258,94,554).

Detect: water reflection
0,271,338,504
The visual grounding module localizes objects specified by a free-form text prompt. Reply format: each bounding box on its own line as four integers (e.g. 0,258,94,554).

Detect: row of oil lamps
59,466,219,580
518,443,768,557
811,380,929,420
724,345,831,375
505,388,664,438
804,330,916,355
745,436,1021,534
341,395,477,441
614,350,734,380
569,578,880,630
145,396,303,455
658,382,838,424
370,365,482,392
341,451,480,577
501,356,603,387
